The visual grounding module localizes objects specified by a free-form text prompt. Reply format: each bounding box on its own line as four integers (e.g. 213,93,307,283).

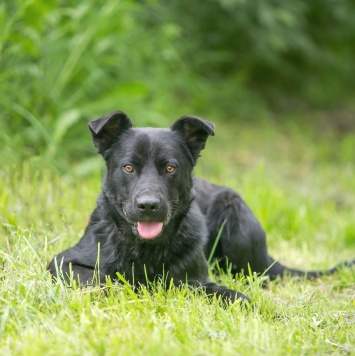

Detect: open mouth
123,209,171,240
136,221,163,239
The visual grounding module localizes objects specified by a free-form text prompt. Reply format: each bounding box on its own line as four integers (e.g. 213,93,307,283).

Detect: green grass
1,119,355,355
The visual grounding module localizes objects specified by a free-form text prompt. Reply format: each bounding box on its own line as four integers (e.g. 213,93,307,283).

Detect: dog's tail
266,256,355,280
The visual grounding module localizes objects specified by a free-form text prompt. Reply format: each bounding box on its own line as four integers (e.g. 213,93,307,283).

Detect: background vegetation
1,0,355,355
1,0,355,173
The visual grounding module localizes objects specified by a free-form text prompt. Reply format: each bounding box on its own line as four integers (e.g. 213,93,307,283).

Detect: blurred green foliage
1,0,355,173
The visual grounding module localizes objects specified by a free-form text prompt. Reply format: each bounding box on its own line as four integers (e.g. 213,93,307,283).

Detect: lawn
1,117,355,355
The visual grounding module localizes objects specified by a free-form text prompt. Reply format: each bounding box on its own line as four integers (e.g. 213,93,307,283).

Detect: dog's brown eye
123,165,134,173
166,165,175,173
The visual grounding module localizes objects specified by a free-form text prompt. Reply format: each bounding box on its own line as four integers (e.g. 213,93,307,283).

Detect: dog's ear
171,115,215,163
88,111,132,154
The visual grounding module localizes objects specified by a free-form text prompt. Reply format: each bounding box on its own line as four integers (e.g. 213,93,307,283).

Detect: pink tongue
137,222,163,239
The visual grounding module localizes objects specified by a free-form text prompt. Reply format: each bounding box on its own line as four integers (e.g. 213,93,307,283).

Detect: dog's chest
117,243,171,282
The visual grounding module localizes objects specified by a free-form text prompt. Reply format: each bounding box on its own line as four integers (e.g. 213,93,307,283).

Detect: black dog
48,111,354,303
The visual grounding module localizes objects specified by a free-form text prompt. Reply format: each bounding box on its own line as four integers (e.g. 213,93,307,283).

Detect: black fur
48,111,355,303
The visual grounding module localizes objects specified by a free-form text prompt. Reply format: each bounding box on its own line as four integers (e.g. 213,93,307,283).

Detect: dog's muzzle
123,209,172,239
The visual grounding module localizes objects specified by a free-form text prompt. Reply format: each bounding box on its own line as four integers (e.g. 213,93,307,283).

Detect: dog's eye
166,165,175,173
123,165,134,173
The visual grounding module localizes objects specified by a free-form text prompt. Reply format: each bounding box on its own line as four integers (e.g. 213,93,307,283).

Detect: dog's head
88,111,214,241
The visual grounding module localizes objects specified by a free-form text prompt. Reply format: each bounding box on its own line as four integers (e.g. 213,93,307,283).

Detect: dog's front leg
48,251,107,286
188,279,251,305
202,281,251,305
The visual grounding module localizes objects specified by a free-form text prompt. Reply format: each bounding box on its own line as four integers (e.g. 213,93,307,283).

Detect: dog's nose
137,196,161,212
